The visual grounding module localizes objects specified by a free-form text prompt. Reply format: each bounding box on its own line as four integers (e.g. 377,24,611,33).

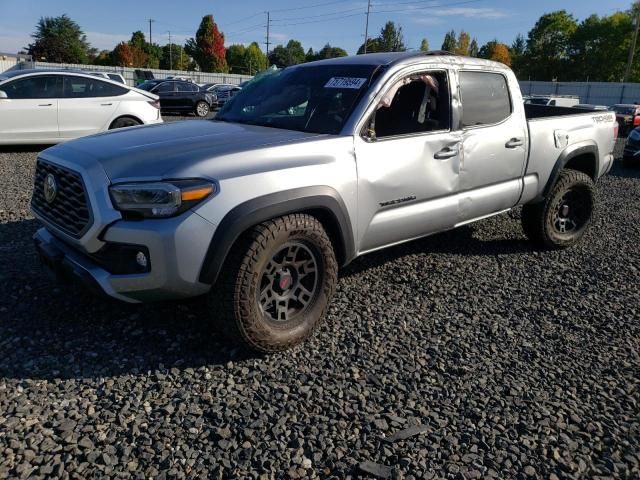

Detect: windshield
137,81,161,91
525,98,549,105
612,105,636,115
216,64,378,134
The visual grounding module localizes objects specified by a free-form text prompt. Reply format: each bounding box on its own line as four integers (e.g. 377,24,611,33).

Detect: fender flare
198,186,355,285
539,140,599,201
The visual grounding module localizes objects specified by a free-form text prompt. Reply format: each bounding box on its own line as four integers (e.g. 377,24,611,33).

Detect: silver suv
31,52,617,352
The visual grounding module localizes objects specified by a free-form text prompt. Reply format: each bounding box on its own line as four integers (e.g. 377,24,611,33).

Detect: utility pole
363,0,371,54
148,18,155,45
624,2,640,82
265,11,271,66
168,31,173,70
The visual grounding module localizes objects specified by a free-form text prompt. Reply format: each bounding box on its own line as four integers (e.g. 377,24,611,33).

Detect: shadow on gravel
609,161,640,179
0,219,257,381
0,144,54,154
342,225,533,278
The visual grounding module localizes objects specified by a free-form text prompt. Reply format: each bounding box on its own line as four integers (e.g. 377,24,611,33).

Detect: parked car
137,79,214,117
622,126,640,167
610,104,640,137
573,104,609,111
524,95,580,107
30,52,617,352
0,69,162,145
85,71,126,84
201,83,242,108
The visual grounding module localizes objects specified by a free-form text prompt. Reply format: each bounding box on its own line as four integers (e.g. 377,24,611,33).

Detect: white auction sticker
324,77,367,89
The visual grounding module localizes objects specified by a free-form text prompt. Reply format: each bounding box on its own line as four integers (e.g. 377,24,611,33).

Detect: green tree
510,33,526,78
226,44,246,73
524,10,578,80
127,31,161,68
27,14,91,63
244,42,267,74
357,21,405,53
93,50,113,66
306,43,348,62
160,43,189,70
441,30,457,52
455,31,470,55
185,14,228,72
469,38,479,57
268,39,305,67
419,38,429,52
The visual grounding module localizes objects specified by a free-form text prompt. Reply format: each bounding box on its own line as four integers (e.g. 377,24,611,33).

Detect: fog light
136,251,148,269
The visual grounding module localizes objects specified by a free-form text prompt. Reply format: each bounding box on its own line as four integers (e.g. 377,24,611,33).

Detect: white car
0,69,162,145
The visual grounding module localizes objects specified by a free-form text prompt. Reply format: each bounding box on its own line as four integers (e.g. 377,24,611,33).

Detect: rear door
152,81,177,110
456,70,527,222
58,76,124,138
175,81,197,110
0,75,60,142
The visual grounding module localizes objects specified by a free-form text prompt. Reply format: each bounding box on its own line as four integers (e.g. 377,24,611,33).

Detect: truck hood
42,120,329,181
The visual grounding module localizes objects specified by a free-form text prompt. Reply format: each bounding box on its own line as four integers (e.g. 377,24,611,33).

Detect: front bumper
33,211,216,303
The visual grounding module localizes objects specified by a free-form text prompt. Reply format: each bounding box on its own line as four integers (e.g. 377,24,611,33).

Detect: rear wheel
195,101,210,117
110,117,141,129
209,214,338,352
521,169,595,249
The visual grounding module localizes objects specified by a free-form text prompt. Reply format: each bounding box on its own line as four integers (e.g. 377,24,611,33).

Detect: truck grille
31,160,92,238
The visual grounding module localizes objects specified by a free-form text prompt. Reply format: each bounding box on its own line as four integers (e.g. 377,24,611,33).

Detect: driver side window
371,70,450,139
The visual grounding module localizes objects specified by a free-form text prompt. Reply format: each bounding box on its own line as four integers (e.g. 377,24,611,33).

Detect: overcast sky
0,0,632,56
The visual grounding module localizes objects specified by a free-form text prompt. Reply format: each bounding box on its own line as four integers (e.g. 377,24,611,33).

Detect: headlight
110,180,215,218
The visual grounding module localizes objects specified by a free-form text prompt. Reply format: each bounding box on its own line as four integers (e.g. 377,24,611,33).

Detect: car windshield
137,81,161,91
612,106,636,115
525,98,550,105
216,64,378,134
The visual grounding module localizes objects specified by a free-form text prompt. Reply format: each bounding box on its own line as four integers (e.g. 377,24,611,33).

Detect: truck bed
524,104,596,120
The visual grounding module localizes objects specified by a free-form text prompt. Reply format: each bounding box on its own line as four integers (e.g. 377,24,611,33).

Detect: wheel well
109,115,142,129
564,153,597,180
303,208,347,266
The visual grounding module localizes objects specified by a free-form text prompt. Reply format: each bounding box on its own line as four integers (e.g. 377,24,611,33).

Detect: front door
0,75,60,142
355,70,461,253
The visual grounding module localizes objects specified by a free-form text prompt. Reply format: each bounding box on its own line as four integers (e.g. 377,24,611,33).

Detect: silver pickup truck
31,52,618,352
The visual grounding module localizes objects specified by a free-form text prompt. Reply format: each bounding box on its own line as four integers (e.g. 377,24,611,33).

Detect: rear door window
459,71,512,127
154,82,175,93
63,76,128,98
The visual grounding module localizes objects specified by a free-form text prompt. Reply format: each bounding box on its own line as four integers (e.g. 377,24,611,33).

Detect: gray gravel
0,135,638,479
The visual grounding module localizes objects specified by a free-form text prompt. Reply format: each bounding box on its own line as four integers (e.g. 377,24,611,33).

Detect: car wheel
521,169,595,249
110,117,141,129
209,214,338,353
195,101,210,117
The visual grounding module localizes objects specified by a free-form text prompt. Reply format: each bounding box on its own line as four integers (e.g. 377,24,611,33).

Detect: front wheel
521,169,595,249
209,214,338,353
195,101,210,117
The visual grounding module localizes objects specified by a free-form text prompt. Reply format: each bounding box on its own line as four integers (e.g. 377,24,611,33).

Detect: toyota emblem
43,173,58,204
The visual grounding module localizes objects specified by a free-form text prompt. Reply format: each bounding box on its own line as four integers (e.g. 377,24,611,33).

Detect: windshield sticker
325,77,367,89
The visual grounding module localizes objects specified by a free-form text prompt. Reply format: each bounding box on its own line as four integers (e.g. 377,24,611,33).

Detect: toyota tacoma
31,52,618,352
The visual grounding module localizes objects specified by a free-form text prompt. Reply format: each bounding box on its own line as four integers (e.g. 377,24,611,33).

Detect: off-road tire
521,169,595,249
209,214,338,353
109,117,141,129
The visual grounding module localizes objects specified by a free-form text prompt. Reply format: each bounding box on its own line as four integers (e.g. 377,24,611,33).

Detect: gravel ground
0,133,638,479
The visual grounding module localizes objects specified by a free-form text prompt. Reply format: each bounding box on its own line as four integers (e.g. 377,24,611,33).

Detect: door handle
38,103,53,107
101,103,113,106
434,146,458,160
505,138,524,148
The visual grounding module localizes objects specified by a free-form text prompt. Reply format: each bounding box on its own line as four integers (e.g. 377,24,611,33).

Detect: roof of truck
300,51,506,70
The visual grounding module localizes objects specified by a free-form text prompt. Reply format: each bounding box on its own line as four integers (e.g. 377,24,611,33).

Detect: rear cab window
459,71,512,128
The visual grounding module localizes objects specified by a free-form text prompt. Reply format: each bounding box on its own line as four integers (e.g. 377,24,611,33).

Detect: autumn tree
479,40,511,66
455,31,470,55
469,39,479,57
185,14,227,72
420,38,429,51
112,42,134,67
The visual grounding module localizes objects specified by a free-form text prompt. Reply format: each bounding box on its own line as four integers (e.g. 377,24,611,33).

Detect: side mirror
0,90,8,99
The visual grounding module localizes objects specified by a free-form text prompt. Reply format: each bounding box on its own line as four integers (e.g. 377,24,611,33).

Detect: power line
270,6,364,23
270,0,347,13
269,12,365,27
